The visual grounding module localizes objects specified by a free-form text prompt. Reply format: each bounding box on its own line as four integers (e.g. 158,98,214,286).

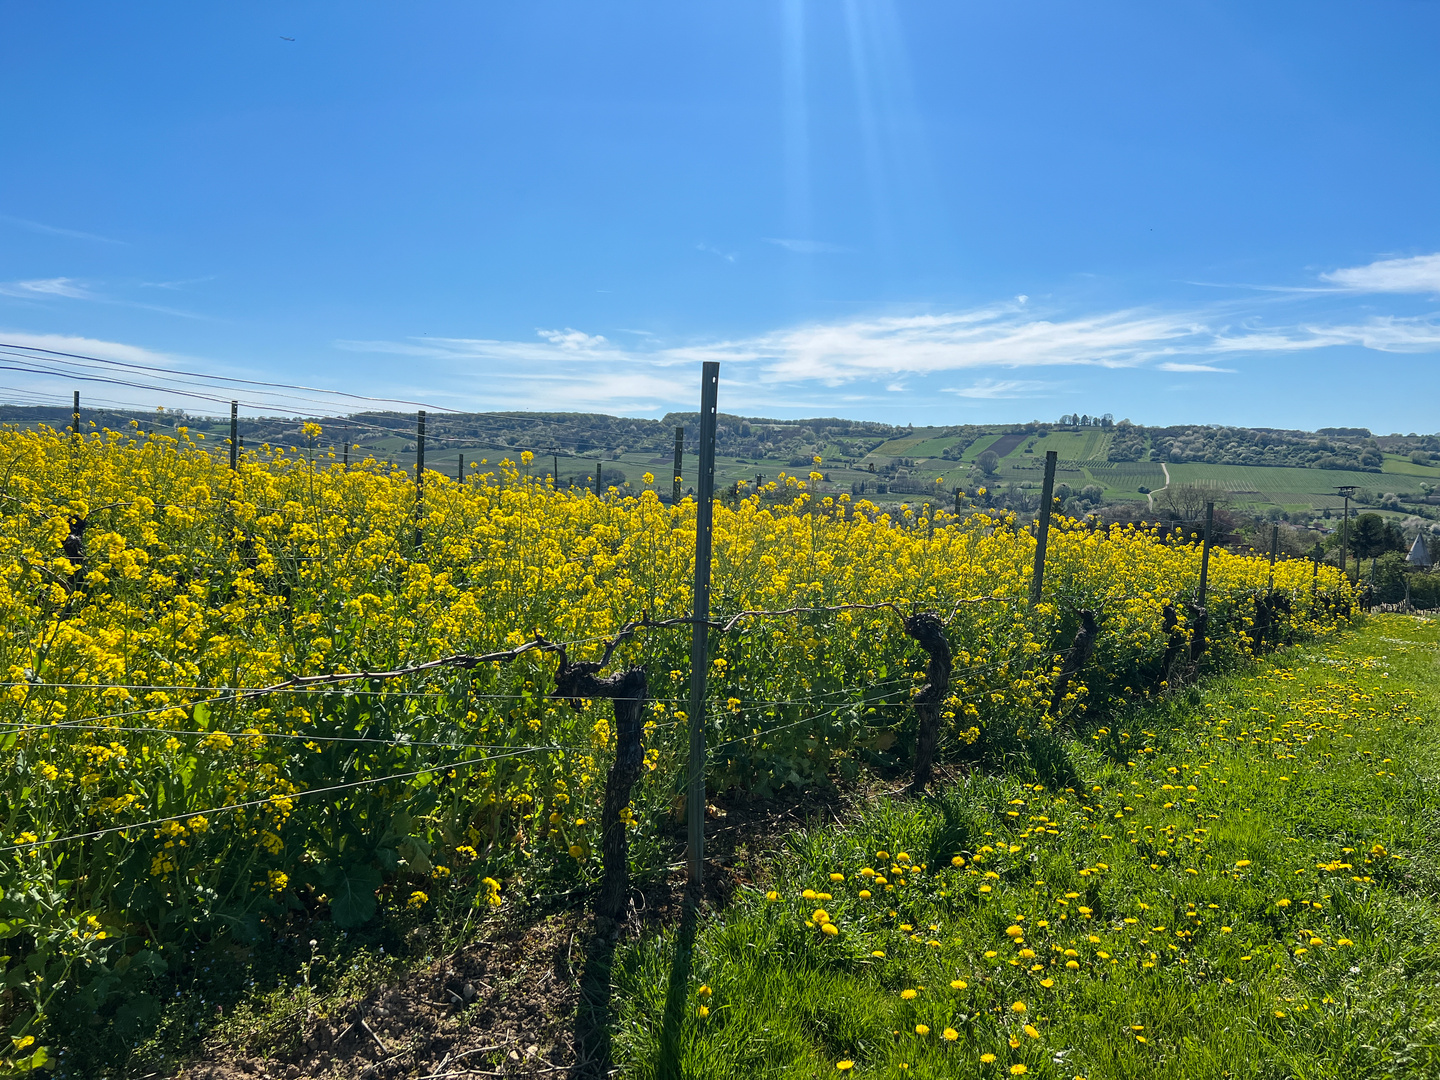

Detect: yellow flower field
0,423,1350,1064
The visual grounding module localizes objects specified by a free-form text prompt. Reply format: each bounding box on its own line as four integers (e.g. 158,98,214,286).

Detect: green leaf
192,701,210,730
320,864,382,928
397,838,432,875
21,1045,49,1072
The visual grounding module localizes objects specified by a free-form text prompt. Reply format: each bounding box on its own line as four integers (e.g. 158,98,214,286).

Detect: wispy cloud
0,214,124,245
676,305,1213,383
334,331,687,412
696,242,737,263
944,378,1053,398
1155,362,1235,373
1320,253,1440,295
0,276,209,319
0,277,97,300
763,237,852,254
335,284,1440,414
140,276,215,291
0,329,177,366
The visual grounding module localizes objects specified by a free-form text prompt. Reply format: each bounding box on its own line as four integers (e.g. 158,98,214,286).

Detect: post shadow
570,928,620,1080
653,887,701,1080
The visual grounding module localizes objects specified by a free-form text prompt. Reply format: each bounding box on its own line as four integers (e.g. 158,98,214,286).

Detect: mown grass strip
613,615,1440,1079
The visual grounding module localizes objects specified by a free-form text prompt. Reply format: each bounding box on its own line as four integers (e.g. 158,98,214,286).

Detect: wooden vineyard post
415,410,425,549
673,425,684,505
553,452,559,486
596,462,603,498
72,390,81,444
229,400,238,470
904,613,952,795
1268,523,1279,592
1196,501,1214,606
686,362,719,887
1030,450,1058,608
1190,501,1215,666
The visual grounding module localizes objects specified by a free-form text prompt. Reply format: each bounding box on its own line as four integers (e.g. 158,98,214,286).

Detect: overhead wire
0,748,540,855
0,342,451,412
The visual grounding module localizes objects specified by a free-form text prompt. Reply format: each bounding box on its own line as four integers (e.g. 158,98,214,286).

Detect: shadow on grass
653,888,701,1080
1027,732,1084,792
571,924,619,1080
571,885,700,1080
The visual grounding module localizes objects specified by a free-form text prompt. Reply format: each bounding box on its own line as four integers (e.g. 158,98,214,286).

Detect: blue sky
2,2,1439,430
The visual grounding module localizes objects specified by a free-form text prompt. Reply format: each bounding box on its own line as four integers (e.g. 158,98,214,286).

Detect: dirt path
1147,461,1171,509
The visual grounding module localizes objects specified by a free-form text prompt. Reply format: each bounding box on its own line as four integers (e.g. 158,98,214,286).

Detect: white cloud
696,243,737,263
763,238,853,254
0,328,175,365
1210,316,1440,355
0,277,95,300
537,328,609,350
677,305,1211,384
0,214,123,244
336,296,1440,414
0,277,208,319
1320,253,1440,294
334,332,687,412
944,378,1053,398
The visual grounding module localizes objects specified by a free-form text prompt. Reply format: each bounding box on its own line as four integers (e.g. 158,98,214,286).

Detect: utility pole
1337,486,1357,585
673,425,684,504
1030,450,1058,608
230,401,238,470
686,362,720,888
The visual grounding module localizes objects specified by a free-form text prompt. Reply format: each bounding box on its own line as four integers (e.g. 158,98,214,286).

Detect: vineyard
0,423,1355,1075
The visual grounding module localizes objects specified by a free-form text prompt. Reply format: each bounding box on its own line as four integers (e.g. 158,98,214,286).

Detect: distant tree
1080,484,1104,505
1349,513,1406,559
1412,449,1433,466
1162,483,1215,522
976,450,1001,476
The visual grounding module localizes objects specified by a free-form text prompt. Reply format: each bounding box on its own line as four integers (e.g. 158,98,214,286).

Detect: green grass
611,616,1440,1078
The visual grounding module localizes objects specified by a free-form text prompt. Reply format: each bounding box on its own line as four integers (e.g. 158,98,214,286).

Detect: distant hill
3,405,1436,529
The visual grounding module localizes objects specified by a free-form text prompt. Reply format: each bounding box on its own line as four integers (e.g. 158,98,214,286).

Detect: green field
1165,463,1425,513
209,417,1435,517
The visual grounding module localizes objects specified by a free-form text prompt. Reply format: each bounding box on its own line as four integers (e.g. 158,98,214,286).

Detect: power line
0,342,450,412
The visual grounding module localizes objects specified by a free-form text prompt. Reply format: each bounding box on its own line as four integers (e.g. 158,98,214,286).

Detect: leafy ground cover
610,614,1440,1079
